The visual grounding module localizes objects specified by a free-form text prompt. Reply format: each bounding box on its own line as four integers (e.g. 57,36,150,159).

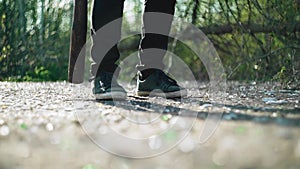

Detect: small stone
148,135,162,150
262,97,276,103
178,137,195,153
200,104,213,109
0,119,5,125
45,123,54,131
271,112,278,118
0,125,10,136
240,93,247,98
262,98,288,104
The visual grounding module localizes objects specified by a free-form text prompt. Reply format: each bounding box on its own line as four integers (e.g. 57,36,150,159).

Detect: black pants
91,0,176,77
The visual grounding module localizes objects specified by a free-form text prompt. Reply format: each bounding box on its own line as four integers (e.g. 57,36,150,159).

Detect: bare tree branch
198,22,300,35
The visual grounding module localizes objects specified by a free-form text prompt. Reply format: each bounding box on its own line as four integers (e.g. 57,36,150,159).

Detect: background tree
175,0,299,87
0,0,299,88
0,0,72,81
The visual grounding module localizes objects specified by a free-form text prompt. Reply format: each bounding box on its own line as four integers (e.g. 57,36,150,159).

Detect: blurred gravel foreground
0,82,300,169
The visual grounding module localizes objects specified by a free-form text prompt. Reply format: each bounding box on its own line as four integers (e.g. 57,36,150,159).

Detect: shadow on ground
96,95,300,127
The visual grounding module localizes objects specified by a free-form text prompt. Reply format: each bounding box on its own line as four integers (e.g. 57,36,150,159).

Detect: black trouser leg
91,0,124,78
138,0,176,73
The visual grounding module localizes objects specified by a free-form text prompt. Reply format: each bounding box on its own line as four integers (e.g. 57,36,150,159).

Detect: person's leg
91,0,125,79
136,0,187,98
137,0,176,76
91,0,126,100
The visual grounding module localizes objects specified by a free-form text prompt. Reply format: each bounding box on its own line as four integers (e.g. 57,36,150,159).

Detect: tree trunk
68,0,87,83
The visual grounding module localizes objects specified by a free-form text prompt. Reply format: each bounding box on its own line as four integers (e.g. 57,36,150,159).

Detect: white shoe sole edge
94,92,127,100
137,89,187,98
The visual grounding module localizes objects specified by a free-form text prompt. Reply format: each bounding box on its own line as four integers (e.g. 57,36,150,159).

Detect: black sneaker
92,72,127,100
136,69,187,98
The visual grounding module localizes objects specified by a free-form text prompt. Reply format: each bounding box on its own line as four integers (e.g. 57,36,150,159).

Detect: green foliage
0,0,299,86
0,0,72,81
23,67,50,81
175,0,300,85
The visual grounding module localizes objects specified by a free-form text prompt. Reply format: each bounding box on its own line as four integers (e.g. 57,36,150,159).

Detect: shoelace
99,73,119,88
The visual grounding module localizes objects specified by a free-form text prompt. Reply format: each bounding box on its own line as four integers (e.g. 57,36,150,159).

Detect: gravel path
0,82,299,169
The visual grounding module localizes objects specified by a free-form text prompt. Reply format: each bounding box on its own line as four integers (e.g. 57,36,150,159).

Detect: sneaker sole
137,89,187,98
94,92,127,100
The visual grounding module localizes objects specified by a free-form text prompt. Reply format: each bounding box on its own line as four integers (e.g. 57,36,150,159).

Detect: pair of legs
91,0,176,78
91,0,186,99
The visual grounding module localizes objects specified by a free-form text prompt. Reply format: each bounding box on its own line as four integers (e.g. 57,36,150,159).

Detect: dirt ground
0,82,299,169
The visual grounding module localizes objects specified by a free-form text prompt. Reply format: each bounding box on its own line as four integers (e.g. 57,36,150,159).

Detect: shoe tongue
140,69,157,80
